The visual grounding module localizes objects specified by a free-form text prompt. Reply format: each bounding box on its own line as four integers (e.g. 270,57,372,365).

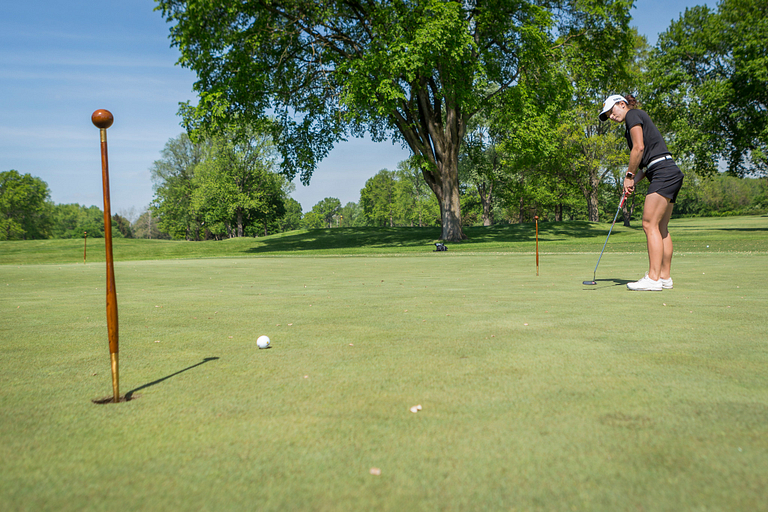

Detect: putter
583,192,629,285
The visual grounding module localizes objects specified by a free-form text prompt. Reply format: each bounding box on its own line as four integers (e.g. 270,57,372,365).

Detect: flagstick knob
91,109,114,129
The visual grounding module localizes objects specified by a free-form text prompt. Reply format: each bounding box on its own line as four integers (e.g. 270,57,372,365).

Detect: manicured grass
2,235,768,510
1,214,766,266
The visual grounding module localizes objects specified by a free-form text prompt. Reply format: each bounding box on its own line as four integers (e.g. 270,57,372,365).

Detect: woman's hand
624,177,635,196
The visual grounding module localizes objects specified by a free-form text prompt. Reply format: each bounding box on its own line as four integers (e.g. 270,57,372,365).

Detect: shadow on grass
582,278,633,290
244,222,614,254
123,357,219,401
599,278,633,286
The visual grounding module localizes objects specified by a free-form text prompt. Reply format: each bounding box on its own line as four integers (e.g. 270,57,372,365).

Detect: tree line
302,168,767,230
2,162,766,242
0,169,170,241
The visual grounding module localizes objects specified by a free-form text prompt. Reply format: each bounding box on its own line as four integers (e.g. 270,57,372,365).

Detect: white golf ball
257,335,271,349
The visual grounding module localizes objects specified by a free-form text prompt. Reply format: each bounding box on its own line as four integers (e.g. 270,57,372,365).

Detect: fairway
2,244,768,510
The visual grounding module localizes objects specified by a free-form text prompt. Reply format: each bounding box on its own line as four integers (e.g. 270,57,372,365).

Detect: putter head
582,280,597,285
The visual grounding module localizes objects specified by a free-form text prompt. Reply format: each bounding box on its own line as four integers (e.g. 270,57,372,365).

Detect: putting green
1,252,767,511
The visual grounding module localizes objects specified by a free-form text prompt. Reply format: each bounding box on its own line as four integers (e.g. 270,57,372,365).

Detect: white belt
647,155,673,169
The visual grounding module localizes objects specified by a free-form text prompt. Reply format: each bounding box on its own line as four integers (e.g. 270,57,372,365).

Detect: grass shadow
582,278,632,290
124,357,220,400
599,278,632,286
244,222,616,254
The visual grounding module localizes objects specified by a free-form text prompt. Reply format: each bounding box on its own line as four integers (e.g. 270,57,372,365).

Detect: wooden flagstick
92,109,120,403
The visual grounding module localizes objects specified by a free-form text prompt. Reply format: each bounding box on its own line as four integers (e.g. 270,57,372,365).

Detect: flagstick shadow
124,357,220,400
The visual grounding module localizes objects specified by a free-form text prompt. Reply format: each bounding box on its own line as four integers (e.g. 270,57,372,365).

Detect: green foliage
459,114,504,226
645,0,768,177
278,197,304,232
311,197,342,228
360,170,397,227
300,210,324,230
394,158,440,228
152,130,297,240
49,203,103,239
191,132,284,238
0,170,53,240
112,214,133,238
358,165,439,228
151,133,206,240
338,202,364,228
484,28,647,224
674,174,768,216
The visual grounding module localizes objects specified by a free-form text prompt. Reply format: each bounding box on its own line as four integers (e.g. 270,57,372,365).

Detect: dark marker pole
92,109,119,403
83,231,87,264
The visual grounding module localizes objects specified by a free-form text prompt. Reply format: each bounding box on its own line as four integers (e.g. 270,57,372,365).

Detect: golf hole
91,394,140,404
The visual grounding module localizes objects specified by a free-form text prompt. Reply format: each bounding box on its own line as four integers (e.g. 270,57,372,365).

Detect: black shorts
645,162,684,203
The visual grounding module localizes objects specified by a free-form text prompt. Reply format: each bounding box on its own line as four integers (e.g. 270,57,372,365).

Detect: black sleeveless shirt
624,109,671,169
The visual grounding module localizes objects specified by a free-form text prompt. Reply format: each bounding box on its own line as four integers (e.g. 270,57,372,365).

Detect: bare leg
642,193,672,281
659,201,675,280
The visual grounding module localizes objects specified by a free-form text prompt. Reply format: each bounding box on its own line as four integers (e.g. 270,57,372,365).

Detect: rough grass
1,216,767,511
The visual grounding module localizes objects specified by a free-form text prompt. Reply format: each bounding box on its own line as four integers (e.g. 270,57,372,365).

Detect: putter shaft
591,193,628,282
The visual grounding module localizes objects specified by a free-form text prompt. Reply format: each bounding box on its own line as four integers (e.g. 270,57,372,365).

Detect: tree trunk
587,191,599,222
479,182,493,226
439,163,463,239
392,79,467,241
623,192,635,226
587,170,600,222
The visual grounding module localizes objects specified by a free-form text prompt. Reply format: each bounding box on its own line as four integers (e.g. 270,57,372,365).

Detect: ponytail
624,94,639,109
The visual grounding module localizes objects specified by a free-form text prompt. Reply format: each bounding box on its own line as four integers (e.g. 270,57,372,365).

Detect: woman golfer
599,94,684,291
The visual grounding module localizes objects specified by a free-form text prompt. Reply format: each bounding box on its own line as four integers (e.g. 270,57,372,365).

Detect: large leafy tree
157,0,632,241
311,197,342,228
0,170,53,240
360,169,397,226
278,197,304,231
151,133,206,240
339,201,364,227
459,114,504,225
192,130,285,237
645,0,768,177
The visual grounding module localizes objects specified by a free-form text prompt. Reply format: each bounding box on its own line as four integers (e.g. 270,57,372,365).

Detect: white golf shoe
661,277,673,289
627,274,662,291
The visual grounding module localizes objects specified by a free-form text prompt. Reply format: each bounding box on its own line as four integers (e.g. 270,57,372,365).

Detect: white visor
599,94,627,121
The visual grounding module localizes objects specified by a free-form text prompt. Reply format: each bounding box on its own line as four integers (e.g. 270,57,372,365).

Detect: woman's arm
624,124,644,195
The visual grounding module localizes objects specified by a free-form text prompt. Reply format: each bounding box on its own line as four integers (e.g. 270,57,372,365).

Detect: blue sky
0,0,708,218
